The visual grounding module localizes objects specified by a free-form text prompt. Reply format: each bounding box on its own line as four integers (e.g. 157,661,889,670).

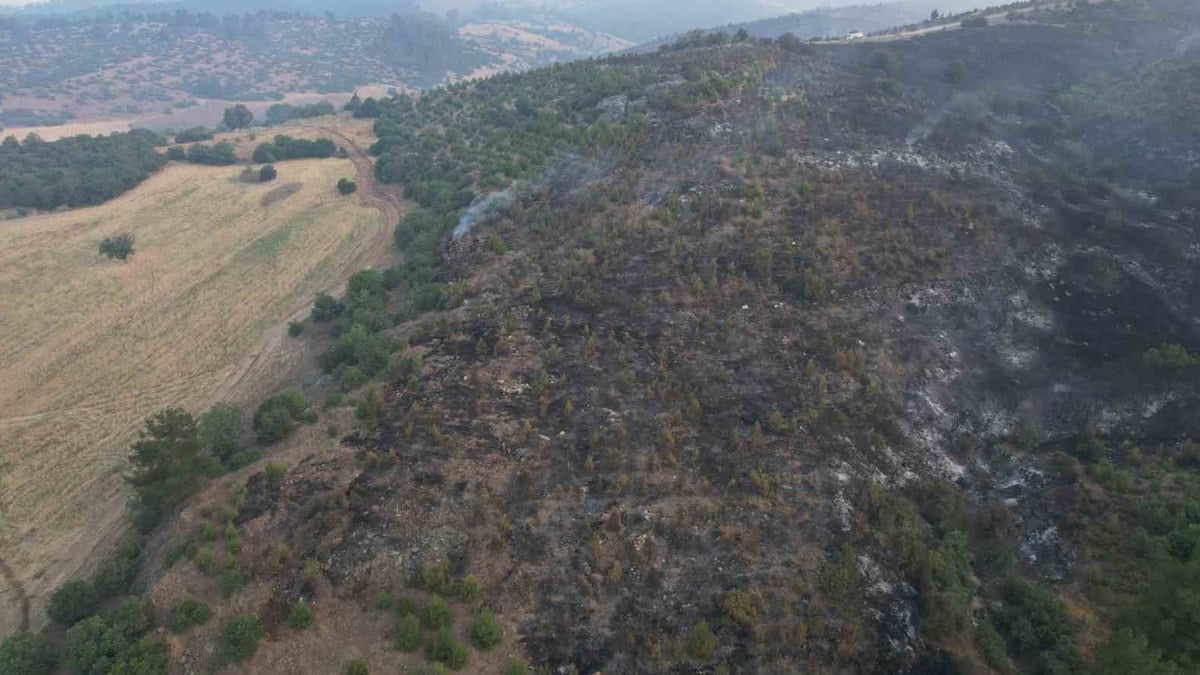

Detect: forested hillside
5,0,1200,673
0,8,628,129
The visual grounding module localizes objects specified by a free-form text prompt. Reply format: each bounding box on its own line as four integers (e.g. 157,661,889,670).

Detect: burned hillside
51,1,1200,674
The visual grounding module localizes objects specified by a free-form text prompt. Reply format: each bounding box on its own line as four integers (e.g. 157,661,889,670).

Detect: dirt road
205,129,402,408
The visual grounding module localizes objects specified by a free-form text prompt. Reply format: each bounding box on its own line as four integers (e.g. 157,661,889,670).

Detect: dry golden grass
3,119,135,142
213,115,378,158
0,158,385,632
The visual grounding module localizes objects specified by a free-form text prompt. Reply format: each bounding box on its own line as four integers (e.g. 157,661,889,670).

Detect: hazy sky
0,0,869,9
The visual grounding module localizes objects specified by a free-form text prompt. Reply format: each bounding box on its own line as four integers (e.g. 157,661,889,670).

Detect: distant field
0,158,385,633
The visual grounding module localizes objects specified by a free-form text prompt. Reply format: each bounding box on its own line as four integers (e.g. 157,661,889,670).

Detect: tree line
252,135,336,163
0,130,166,210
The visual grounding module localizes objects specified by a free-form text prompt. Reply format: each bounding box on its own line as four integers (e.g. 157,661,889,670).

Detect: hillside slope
22,1,1200,673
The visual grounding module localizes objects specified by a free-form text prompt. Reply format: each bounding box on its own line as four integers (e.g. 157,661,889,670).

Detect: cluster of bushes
182,142,238,165
0,632,55,674
253,389,313,445
389,590,501,671
222,614,264,661
98,233,135,261
2,549,161,675
126,392,309,530
167,598,212,633
1054,436,1200,673
857,479,1084,673
0,130,166,210
173,126,214,143
252,135,336,163
346,95,389,119
240,165,277,183
264,100,336,126
308,269,398,386
62,598,166,675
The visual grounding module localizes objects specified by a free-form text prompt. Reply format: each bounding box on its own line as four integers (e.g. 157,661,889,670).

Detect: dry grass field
0,158,387,633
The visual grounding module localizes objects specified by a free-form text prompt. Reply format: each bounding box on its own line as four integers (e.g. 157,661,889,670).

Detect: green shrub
503,660,532,675
312,292,344,322
47,580,98,626
1144,343,1196,375
469,609,502,650
64,615,160,675
818,544,862,601
719,589,757,630
0,632,56,675
198,402,243,467
108,597,155,637
687,619,717,660
163,536,196,567
457,575,482,601
395,613,421,652
91,543,140,599
253,390,307,445
426,628,469,669
287,320,304,337
355,389,384,425
424,596,452,630
387,351,423,381
396,595,418,617
990,573,1076,670
337,178,358,195
417,560,449,592
174,127,213,143
98,233,135,261
219,566,246,597
345,658,369,675
222,615,264,662
1092,628,1177,675
168,599,212,634
264,461,287,491
288,601,314,629
976,618,1012,674
339,366,367,391
375,591,393,609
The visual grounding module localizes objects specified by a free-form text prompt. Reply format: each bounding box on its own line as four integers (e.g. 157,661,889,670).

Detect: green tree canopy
0,632,56,675
197,402,243,466
128,408,218,531
222,104,254,130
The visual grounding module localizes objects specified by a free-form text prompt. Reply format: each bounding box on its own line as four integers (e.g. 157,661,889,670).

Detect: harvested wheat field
0,158,387,633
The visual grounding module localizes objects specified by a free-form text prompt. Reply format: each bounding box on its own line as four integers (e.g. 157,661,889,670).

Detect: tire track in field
0,551,30,632
0,137,401,636
205,131,401,407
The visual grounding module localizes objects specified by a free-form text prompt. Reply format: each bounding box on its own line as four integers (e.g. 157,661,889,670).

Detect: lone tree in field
337,178,357,195
99,233,135,261
223,104,254,130
259,164,277,182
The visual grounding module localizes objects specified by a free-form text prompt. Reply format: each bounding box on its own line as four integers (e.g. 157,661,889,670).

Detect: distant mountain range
4,0,1006,43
